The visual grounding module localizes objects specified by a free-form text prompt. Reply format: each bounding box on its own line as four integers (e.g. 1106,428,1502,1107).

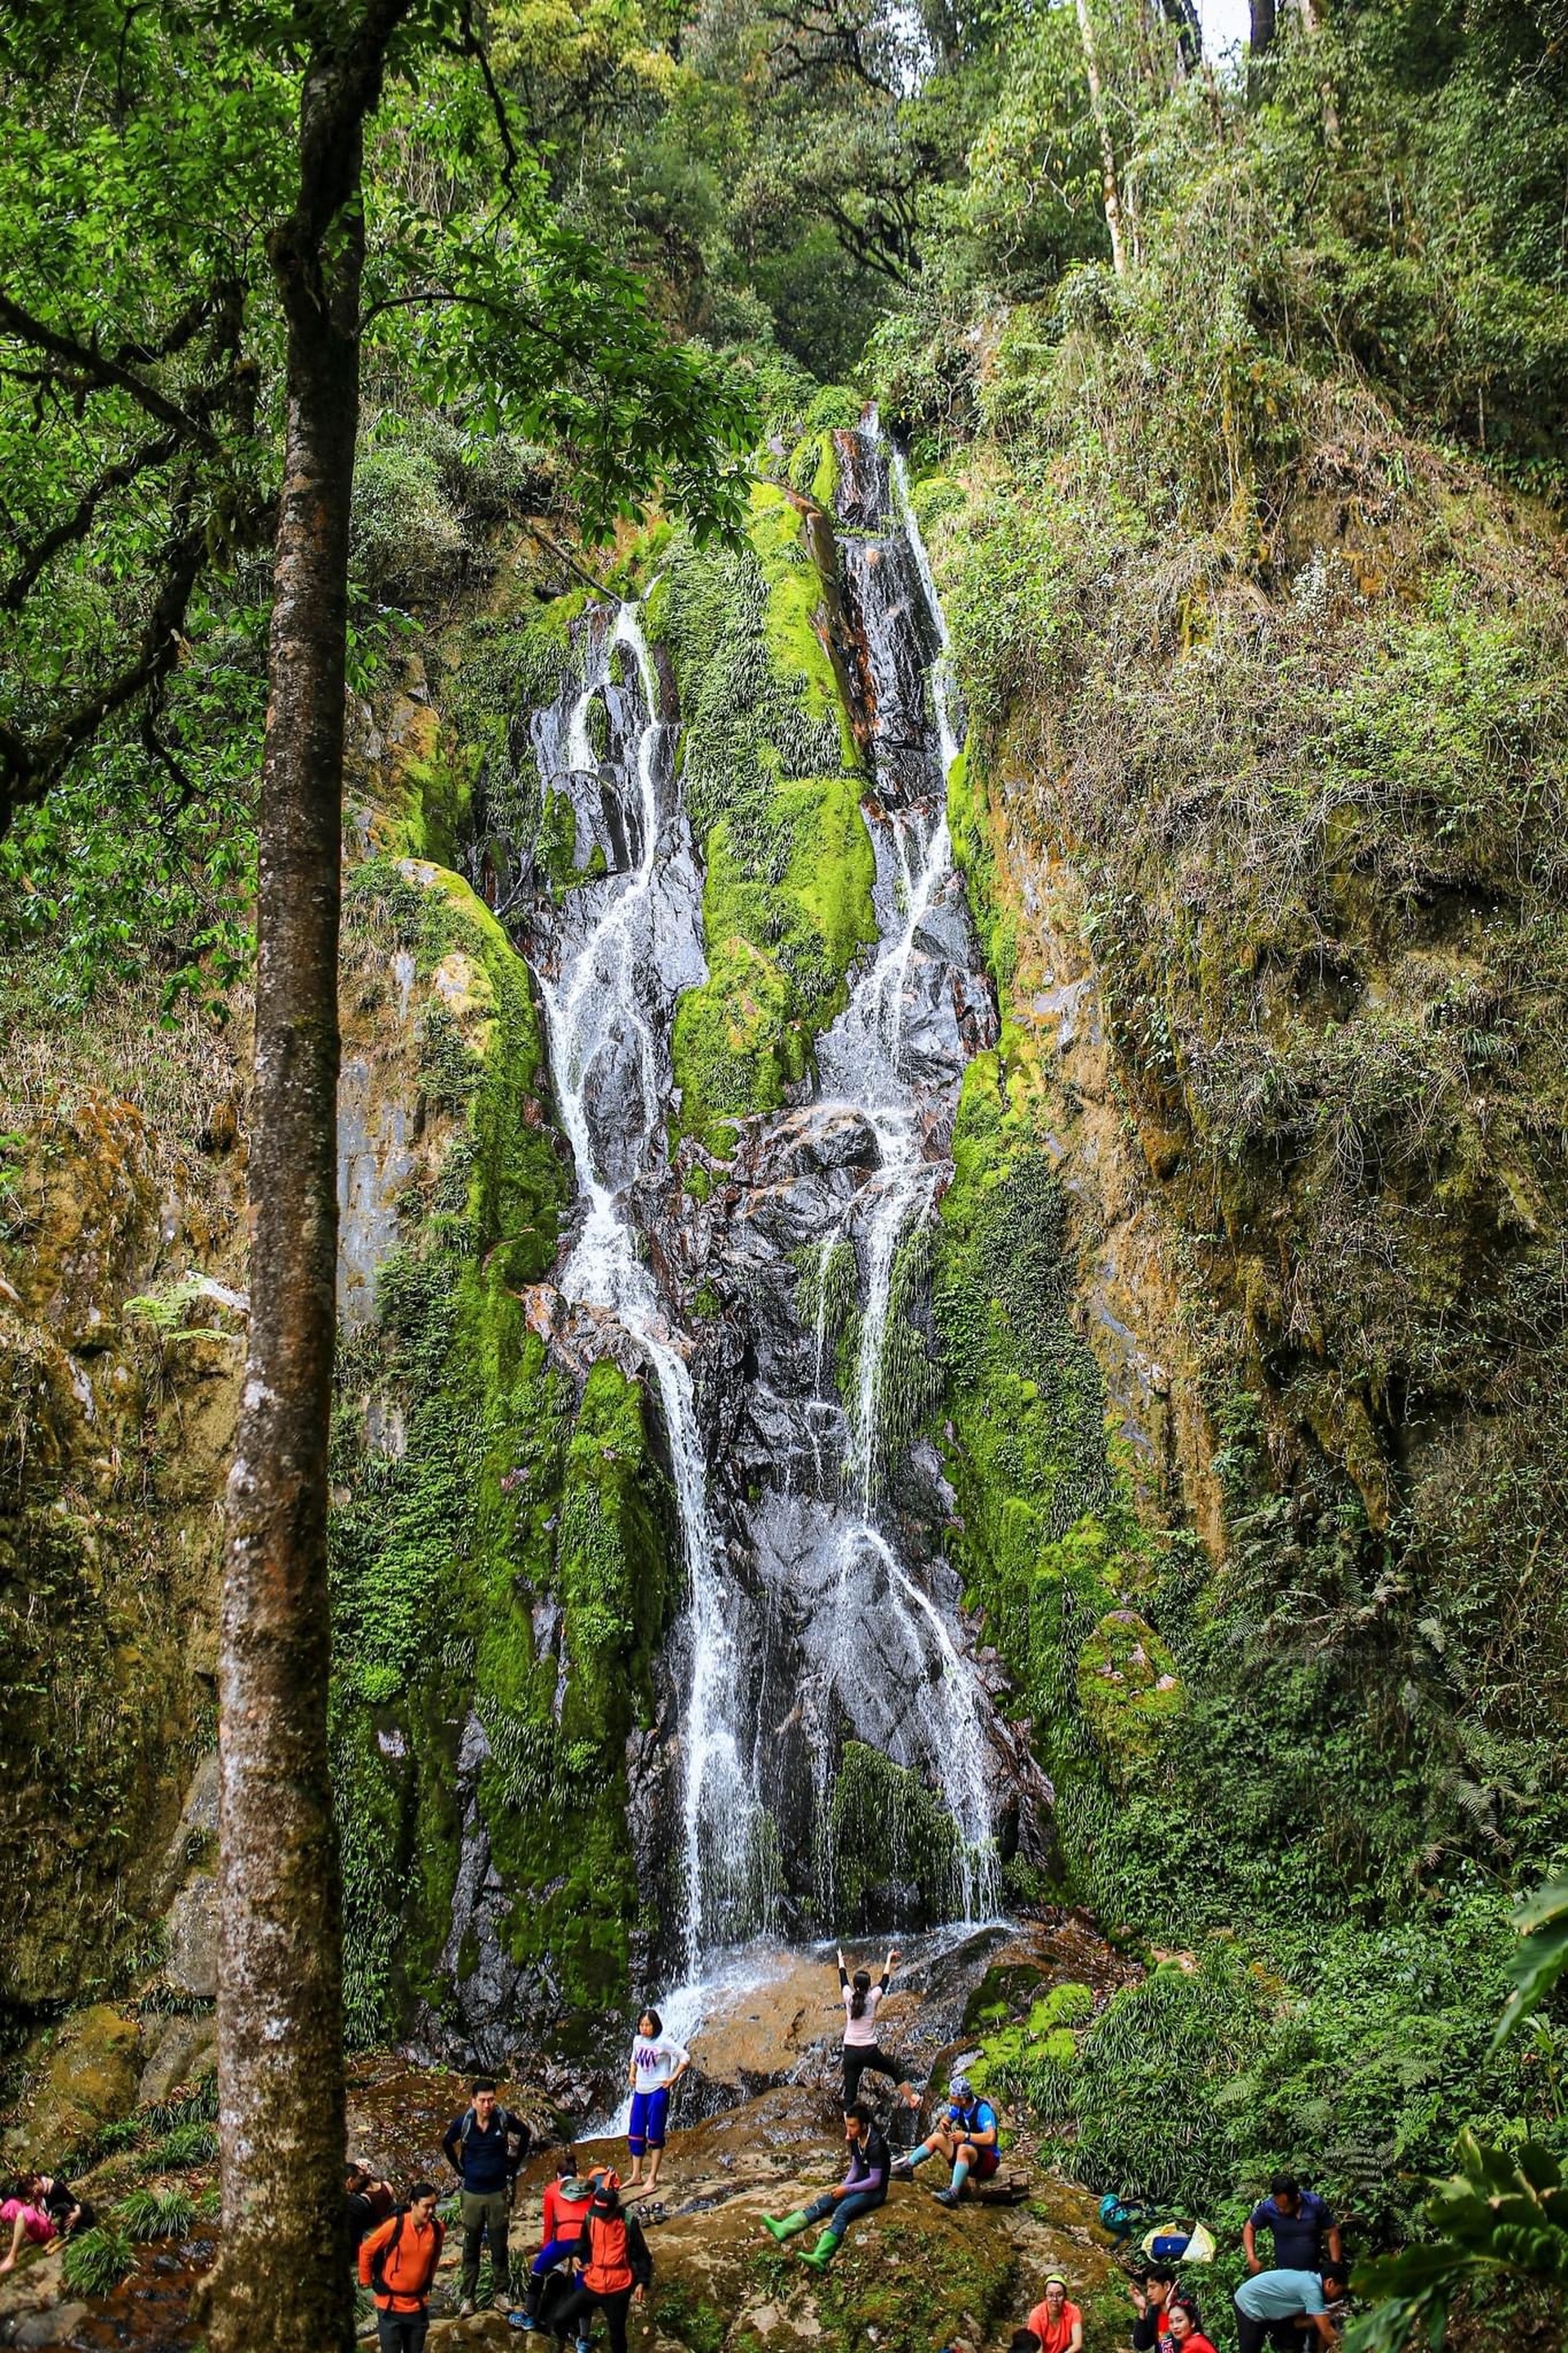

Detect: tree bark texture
1076,0,1129,277
207,10,408,2350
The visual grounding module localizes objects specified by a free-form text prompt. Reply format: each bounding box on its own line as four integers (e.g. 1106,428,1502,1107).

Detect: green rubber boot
762,2212,810,2244
798,2230,840,2271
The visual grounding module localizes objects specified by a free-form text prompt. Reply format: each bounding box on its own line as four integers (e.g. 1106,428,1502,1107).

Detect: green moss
825,1741,961,1928
673,768,874,1148
657,485,875,1155
1076,1611,1183,1767
328,858,677,2034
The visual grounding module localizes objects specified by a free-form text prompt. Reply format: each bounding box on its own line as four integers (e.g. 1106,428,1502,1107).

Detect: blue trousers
803,2188,880,2244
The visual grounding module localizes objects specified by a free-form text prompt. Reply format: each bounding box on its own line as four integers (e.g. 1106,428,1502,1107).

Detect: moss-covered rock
328,854,676,2043
826,1743,961,1930
655,484,874,1154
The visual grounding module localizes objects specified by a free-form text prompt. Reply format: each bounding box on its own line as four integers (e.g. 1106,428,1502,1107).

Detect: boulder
10,2004,141,2163
137,2012,218,2107
165,1875,220,1999
10,2302,92,2348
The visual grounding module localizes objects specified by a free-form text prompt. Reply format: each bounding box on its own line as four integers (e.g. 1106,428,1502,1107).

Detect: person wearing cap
510,2152,599,2333
548,2170,651,2353
1024,2275,1084,2353
889,2072,1000,2204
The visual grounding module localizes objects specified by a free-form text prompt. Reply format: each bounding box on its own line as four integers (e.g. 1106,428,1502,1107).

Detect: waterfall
529,603,762,1975
512,413,1008,1994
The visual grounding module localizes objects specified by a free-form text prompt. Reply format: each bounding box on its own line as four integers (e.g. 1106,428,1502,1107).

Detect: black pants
376,2311,429,2353
843,2043,910,2109
1233,2305,1300,2353
552,2281,634,2353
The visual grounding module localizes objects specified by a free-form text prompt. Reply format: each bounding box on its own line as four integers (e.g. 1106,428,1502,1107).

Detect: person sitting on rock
626,2008,690,2195
1025,2273,1084,2353
836,1943,915,2110
0,2172,91,2271
345,2159,396,2254
510,2151,599,2333
1129,2262,1178,2349
760,2099,891,2272
548,2169,651,2353
890,2072,1000,2204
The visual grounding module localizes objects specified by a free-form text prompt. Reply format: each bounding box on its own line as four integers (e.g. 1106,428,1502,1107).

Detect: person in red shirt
548,2170,652,2353
358,2182,444,2353
513,2155,599,2330
1025,2275,1084,2353
1167,2293,1218,2353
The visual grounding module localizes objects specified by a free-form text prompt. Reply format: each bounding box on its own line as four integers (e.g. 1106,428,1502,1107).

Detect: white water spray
535,603,760,1975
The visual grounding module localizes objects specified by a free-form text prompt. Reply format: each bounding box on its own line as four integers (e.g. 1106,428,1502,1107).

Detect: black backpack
458,2105,531,2168
371,2208,440,2302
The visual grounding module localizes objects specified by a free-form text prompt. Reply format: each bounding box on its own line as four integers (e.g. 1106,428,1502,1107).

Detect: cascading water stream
512,416,1012,2032
801,411,1000,1922
531,602,760,1976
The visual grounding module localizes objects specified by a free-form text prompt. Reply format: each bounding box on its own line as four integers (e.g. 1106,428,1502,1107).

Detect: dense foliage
5,2,1568,2341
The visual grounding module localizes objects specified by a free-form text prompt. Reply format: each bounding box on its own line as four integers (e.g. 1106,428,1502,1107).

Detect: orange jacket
359,2210,444,2312
576,2207,651,2297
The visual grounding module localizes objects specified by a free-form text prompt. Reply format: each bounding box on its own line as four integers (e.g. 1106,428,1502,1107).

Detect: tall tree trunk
1250,0,1276,53
1076,0,1129,277
205,11,408,2349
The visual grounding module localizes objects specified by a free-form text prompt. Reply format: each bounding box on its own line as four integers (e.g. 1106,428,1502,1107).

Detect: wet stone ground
0,1918,1135,2352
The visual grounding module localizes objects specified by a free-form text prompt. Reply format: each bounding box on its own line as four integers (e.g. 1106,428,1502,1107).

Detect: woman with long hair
835,1944,914,2110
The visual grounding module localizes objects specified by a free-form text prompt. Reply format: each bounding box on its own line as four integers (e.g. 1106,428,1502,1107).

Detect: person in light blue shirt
1232,2265,1349,2353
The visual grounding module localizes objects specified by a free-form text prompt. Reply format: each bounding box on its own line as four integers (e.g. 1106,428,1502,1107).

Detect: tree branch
0,294,220,448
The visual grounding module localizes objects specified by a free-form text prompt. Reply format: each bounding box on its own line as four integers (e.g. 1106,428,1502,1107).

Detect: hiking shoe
932,2186,960,2208
507,2320,537,2334
457,2300,476,2319
890,2155,914,2179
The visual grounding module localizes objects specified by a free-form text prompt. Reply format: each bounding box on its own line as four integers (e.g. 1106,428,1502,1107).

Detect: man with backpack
546,2169,652,2353
358,2181,443,2353
890,2072,1000,2204
441,2076,532,2315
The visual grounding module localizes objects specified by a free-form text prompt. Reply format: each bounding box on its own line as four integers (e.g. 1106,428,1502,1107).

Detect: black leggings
843,2043,911,2109
552,2281,634,2353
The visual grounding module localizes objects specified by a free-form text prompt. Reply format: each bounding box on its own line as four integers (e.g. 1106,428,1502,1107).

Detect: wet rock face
467,427,1027,1994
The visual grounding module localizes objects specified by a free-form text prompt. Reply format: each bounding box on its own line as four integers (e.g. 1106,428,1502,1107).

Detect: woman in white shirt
626,2008,690,2192
836,1944,914,2109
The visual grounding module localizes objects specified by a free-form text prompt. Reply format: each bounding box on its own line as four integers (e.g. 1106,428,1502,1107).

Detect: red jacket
358,2211,444,2312
541,2179,595,2245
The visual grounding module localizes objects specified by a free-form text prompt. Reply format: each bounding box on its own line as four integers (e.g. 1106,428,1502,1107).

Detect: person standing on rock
626,2008,691,2194
835,1943,915,2110
760,2099,891,2271
550,2169,652,2353
358,2181,444,2353
441,2076,530,2315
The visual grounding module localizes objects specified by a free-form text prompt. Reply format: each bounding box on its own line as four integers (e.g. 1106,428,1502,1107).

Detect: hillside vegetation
2,4,1567,2344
